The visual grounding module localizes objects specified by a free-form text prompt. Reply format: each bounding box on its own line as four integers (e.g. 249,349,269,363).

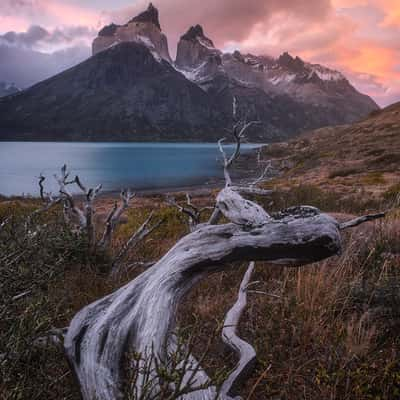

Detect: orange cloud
379,0,400,26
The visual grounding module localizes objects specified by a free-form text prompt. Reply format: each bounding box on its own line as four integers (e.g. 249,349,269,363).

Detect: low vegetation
261,102,400,200
1,182,399,399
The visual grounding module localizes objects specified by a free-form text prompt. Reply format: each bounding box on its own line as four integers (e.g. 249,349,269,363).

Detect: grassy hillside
261,102,400,202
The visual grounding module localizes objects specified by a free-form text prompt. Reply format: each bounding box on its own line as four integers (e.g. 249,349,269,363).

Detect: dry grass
1,192,400,399
261,102,400,198
180,212,400,399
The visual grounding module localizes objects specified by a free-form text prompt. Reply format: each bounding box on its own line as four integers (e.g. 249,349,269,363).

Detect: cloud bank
0,25,95,52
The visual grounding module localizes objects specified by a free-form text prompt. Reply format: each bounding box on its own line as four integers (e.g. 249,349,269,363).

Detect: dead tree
38,165,162,269
166,194,213,233
63,113,385,399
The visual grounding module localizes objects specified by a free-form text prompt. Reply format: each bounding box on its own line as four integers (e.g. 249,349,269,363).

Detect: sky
1,0,399,107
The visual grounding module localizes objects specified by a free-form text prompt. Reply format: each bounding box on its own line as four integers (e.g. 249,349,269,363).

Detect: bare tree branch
111,211,164,274
251,160,273,187
229,186,273,196
339,212,386,230
220,262,257,398
54,165,86,228
98,189,135,249
218,99,260,187
166,194,205,232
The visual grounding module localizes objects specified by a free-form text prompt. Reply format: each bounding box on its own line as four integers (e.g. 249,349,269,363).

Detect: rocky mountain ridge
92,4,378,127
0,3,380,142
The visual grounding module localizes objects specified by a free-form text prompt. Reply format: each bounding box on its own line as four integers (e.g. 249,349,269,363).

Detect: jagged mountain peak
180,24,215,49
129,3,161,30
273,52,346,84
181,25,204,40
175,24,220,70
92,3,171,62
278,52,305,72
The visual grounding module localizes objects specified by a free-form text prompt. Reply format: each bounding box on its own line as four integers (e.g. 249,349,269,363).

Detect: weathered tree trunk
64,208,341,400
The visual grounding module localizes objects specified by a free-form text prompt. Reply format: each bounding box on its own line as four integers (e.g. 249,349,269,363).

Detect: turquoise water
0,142,260,197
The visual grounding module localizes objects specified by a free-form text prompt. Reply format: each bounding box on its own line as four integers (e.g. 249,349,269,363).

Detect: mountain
0,45,90,89
92,3,171,63
261,102,400,198
0,82,19,97
175,26,378,128
0,41,225,141
0,3,380,142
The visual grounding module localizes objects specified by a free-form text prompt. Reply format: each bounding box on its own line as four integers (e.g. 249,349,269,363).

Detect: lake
0,142,261,197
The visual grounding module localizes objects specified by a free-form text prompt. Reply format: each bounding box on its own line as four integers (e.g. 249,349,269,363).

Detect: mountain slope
0,42,224,141
261,102,400,197
175,26,378,128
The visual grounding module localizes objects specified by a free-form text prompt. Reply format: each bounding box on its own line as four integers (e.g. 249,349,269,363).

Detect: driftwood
63,102,386,399
65,207,342,400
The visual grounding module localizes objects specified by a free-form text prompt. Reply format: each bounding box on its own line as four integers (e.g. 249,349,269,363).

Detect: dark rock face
129,3,161,30
0,42,225,141
98,23,119,37
181,25,214,46
175,25,220,70
278,52,305,72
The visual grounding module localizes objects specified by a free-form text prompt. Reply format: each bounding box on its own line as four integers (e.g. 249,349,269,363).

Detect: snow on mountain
307,64,345,81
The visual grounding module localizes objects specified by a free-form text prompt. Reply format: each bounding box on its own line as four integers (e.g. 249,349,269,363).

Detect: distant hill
261,102,400,198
